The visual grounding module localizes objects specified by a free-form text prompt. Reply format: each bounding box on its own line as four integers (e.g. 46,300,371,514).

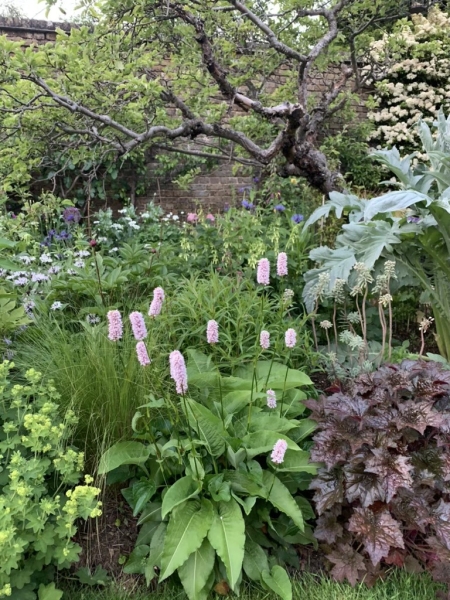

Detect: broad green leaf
161,475,201,519
123,545,150,574
186,398,228,457
136,520,160,546
248,414,298,434
187,349,215,375
271,449,320,474
132,480,157,516
38,583,63,600
178,538,216,600
261,566,292,600
138,501,162,526
289,419,317,442
145,522,167,584
364,189,431,221
243,431,300,458
243,539,269,581
98,441,151,474
232,493,257,515
262,471,304,531
159,499,213,581
225,471,265,496
208,499,245,590
75,566,110,587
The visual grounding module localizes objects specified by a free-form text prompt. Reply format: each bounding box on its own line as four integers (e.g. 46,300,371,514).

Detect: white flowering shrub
368,7,450,153
0,362,101,599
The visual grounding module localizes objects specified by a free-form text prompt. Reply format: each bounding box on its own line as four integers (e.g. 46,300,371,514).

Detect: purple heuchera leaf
309,468,344,515
364,449,413,503
327,544,367,586
348,508,405,566
314,510,344,544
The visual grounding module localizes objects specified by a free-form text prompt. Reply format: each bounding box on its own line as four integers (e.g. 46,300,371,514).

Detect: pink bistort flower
277,252,288,277
129,311,148,341
206,213,215,222
107,310,123,341
136,342,151,366
149,287,165,317
271,439,288,464
285,328,297,349
260,330,270,350
266,389,277,409
186,213,198,223
257,258,270,286
207,320,219,344
169,350,188,394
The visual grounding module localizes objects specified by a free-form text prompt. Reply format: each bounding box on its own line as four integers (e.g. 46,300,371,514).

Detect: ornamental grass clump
306,359,450,588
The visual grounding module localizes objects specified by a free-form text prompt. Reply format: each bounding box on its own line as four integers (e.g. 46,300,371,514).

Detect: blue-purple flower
242,200,255,210
407,216,420,224
274,204,285,212
63,207,81,223
291,214,304,224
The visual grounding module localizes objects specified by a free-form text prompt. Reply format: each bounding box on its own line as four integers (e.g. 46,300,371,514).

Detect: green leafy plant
99,345,318,600
0,361,101,599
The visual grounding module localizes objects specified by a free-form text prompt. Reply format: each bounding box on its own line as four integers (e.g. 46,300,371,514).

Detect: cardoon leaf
348,508,404,566
178,538,215,600
208,499,245,591
327,544,367,586
159,499,213,581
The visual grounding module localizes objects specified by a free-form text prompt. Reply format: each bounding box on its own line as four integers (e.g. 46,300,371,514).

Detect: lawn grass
61,570,443,600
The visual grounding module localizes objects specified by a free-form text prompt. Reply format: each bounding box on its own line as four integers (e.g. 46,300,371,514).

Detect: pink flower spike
129,311,148,341
207,320,219,344
285,328,297,349
169,350,188,394
257,258,270,286
149,287,165,317
107,310,123,341
271,439,288,464
267,389,277,409
206,213,215,222
260,330,270,350
136,342,151,366
277,252,288,277
187,213,198,223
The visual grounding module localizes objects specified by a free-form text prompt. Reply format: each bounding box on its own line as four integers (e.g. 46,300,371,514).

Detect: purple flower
169,350,188,394
285,328,297,348
13,276,29,286
274,204,285,212
291,214,304,224
271,439,288,464
267,389,277,409
148,287,165,317
31,273,49,283
136,341,151,366
277,252,288,277
257,258,270,286
107,310,123,341
129,311,148,341
63,207,81,224
260,330,270,350
407,216,420,223
253,176,260,183
207,320,219,344
242,200,255,210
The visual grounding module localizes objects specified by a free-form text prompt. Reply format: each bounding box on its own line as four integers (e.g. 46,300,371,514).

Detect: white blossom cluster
367,8,450,151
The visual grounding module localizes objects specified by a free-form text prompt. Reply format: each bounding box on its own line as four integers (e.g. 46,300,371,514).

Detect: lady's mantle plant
0,361,101,600
306,359,450,586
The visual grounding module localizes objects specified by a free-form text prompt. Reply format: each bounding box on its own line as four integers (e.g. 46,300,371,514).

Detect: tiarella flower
136,341,151,366
107,310,123,341
257,258,270,286
148,287,165,317
129,311,148,341
169,350,188,394
277,252,288,277
285,328,297,348
51,301,63,310
260,330,270,350
74,259,85,268
266,389,277,409
207,320,219,344
271,439,288,464
291,214,304,224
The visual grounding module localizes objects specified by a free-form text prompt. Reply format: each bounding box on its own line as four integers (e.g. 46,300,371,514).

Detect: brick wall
0,17,369,214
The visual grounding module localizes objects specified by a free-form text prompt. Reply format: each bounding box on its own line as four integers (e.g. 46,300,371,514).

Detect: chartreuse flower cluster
0,361,101,599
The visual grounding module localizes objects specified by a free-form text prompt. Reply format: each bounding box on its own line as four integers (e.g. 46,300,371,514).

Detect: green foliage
0,361,101,599
99,345,319,600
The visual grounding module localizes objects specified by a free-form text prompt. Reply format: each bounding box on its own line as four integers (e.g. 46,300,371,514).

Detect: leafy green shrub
0,361,101,600
99,349,318,600
306,359,450,587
